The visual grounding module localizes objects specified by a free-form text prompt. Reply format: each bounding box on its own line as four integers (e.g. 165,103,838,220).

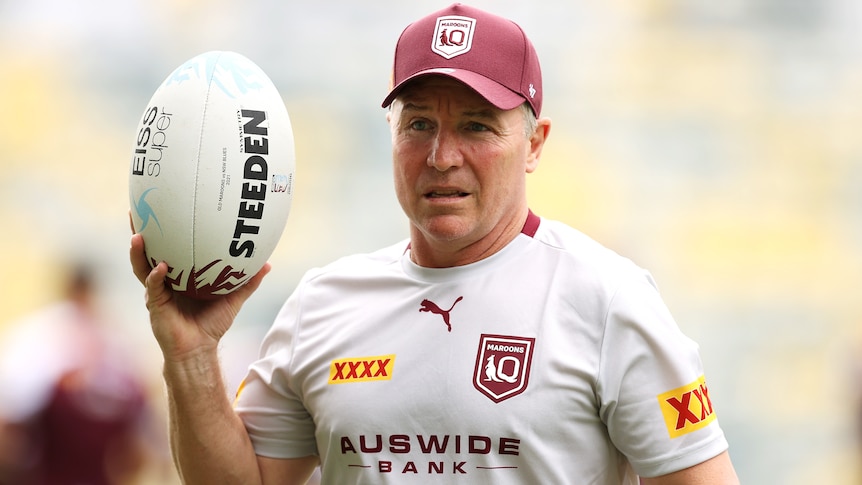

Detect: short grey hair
521,102,538,139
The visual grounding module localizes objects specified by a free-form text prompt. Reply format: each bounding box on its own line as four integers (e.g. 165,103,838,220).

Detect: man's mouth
426,189,469,198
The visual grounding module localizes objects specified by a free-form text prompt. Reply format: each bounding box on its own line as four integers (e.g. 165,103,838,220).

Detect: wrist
162,346,223,390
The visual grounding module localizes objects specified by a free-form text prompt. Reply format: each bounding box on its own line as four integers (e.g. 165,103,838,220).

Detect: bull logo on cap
431,15,476,59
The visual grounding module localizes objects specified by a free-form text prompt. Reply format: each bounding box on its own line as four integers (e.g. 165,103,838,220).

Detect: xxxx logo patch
328,355,396,384
657,375,716,438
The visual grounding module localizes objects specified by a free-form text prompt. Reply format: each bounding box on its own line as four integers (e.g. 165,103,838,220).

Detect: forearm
641,451,739,485
163,349,261,485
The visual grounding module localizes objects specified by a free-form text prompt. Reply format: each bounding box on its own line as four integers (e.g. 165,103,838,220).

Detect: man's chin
414,213,475,243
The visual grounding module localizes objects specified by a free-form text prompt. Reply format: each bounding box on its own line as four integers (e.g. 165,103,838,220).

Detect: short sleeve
233,285,319,459
597,273,729,477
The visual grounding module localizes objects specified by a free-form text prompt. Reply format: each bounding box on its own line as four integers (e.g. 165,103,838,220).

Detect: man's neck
408,209,535,268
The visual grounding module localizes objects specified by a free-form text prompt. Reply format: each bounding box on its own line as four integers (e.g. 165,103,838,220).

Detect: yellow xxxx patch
657,375,716,439
328,354,396,384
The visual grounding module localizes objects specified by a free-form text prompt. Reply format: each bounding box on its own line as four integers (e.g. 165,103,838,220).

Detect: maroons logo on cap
473,334,535,403
431,15,476,59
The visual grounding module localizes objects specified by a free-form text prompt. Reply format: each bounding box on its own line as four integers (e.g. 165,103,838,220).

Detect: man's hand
129,226,270,363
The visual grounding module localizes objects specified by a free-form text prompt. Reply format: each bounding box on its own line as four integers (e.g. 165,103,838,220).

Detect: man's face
388,76,540,264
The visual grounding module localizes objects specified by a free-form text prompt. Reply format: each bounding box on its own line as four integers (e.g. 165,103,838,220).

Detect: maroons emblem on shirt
473,334,535,403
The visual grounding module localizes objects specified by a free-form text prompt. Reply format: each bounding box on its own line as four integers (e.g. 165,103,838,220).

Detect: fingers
227,262,272,307
243,262,272,294
130,234,172,307
128,210,136,235
129,234,154,286
129,230,273,311
129,236,172,312
144,260,172,309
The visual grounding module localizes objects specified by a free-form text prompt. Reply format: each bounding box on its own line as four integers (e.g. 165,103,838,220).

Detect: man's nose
427,130,463,171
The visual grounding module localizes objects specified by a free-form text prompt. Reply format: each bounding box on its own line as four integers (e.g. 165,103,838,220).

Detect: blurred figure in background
0,261,155,485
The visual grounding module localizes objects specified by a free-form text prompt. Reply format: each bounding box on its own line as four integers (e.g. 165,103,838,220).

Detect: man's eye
410,120,431,130
466,122,489,132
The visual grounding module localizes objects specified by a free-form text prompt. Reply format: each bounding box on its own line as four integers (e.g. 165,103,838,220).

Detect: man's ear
526,118,551,174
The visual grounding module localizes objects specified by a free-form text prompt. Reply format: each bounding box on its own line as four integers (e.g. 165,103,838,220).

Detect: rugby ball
128,51,295,299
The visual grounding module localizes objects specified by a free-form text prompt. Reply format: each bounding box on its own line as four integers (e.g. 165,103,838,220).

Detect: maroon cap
382,3,542,116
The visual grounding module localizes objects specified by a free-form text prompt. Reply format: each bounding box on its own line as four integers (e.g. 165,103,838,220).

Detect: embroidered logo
419,297,463,332
431,15,476,59
473,335,535,403
328,355,396,384
657,375,716,438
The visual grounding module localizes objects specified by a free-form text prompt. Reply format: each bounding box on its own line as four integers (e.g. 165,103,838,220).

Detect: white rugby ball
128,51,295,299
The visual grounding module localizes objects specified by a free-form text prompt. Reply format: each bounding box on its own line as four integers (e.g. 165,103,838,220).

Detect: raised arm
129,233,317,484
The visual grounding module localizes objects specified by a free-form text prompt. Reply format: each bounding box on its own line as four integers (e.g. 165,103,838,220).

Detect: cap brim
381,68,526,111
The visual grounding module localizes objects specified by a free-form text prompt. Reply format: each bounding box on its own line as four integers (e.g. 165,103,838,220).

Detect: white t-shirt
235,213,729,484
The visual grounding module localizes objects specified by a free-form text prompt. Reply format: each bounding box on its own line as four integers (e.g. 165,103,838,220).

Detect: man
0,262,151,485
130,3,739,484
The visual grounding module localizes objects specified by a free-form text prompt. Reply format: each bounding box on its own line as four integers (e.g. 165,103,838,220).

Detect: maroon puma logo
419,296,463,332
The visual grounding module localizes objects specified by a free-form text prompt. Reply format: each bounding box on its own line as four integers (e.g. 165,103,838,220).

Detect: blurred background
1,0,861,483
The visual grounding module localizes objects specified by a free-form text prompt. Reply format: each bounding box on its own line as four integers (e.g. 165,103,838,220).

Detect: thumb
144,261,174,311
